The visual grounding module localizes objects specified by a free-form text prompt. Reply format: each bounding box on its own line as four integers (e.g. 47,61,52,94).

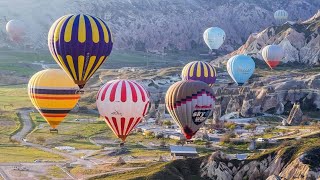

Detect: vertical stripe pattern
274,10,288,23
96,80,150,141
181,61,217,87
28,69,80,129
48,14,113,89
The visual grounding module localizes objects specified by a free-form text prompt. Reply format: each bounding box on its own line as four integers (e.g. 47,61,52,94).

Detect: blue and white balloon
227,54,255,86
203,27,226,50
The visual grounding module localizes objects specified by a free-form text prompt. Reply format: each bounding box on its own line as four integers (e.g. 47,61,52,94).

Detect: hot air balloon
28,69,80,131
48,14,113,89
181,61,217,87
203,27,226,50
261,45,284,69
274,10,288,23
96,80,150,144
165,80,215,140
6,20,25,42
227,54,255,86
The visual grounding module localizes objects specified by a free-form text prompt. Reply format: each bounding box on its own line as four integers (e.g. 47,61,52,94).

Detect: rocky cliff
214,10,320,65
214,73,320,121
0,0,319,53
200,146,320,180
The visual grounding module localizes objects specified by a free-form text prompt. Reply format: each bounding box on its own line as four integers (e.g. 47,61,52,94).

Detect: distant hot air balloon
6,20,25,42
227,54,255,86
28,69,80,131
48,14,113,89
165,80,215,140
181,61,217,87
274,10,288,23
203,27,226,50
96,80,150,143
261,45,284,69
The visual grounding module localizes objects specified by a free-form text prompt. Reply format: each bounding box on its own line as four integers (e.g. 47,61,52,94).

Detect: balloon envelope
28,69,80,128
227,55,255,86
165,80,215,139
6,20,25,42
181,61,217,87
48,14,113,89
261,45,284,69
274,10,288,23
96,80,150,141
203,27,226,50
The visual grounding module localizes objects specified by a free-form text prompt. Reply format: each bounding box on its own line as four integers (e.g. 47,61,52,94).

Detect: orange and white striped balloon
96,80,150,141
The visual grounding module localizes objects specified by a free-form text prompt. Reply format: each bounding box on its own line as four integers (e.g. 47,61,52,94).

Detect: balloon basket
49,129,58,133
119,142,125,148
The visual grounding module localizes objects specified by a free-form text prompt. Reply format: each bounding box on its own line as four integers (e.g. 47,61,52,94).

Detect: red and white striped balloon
96,80,150,142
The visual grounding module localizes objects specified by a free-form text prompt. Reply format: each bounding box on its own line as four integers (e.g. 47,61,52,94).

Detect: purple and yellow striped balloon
48,14,113,89
181,61,217,87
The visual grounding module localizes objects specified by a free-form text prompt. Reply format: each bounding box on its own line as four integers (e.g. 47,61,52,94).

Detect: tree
205,141,211,148
245,124,257,132
224,122,236,131
220,132,236,143
36,136,45,144
144,131,154,138
162,120,173,126
160,141,166,147
176,139,186,146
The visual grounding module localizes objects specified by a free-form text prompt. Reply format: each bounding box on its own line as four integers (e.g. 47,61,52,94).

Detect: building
55,146,75,151
170,146,198,159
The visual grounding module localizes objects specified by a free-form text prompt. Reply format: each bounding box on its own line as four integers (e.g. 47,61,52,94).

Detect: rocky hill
96,137,320,180
212,72,320,123
200,141,320,180
214,10,320,65
0,0,319,53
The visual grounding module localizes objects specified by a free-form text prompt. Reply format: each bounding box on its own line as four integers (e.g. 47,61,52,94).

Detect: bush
245,124,257,131
144,131,155,138
220,132,236,143
162,120,173,126
36,136,46,144
224,122,236,131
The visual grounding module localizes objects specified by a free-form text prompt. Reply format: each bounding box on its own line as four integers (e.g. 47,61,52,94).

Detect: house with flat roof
170,145,198,159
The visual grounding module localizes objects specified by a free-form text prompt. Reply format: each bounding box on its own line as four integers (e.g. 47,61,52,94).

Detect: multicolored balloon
181,61,217,87
261,45,284,69
165,80,215,140
28,69,80,129
274,10,288,23
6,20,25,42
48,14,113,89
203,27,226,50
96,80,150,142
227,54,255,86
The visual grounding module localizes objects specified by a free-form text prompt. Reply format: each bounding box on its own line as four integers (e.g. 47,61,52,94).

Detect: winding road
11,109,95,167
11,110,33,142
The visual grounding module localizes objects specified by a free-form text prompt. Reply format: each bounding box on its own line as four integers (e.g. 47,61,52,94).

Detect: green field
0,146,64,163
28,112,107,149
0,85,31,144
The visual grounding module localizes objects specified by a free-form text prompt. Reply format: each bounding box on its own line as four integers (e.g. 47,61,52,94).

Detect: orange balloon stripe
41,113,67,117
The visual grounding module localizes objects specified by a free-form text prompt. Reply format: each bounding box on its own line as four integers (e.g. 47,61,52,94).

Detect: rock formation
214,10,320,65
200,148,320,180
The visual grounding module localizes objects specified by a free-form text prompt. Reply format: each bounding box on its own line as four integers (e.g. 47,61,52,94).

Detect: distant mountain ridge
0,0,319,53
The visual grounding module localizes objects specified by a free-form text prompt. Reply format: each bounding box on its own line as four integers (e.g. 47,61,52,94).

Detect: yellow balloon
28,69,80,128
